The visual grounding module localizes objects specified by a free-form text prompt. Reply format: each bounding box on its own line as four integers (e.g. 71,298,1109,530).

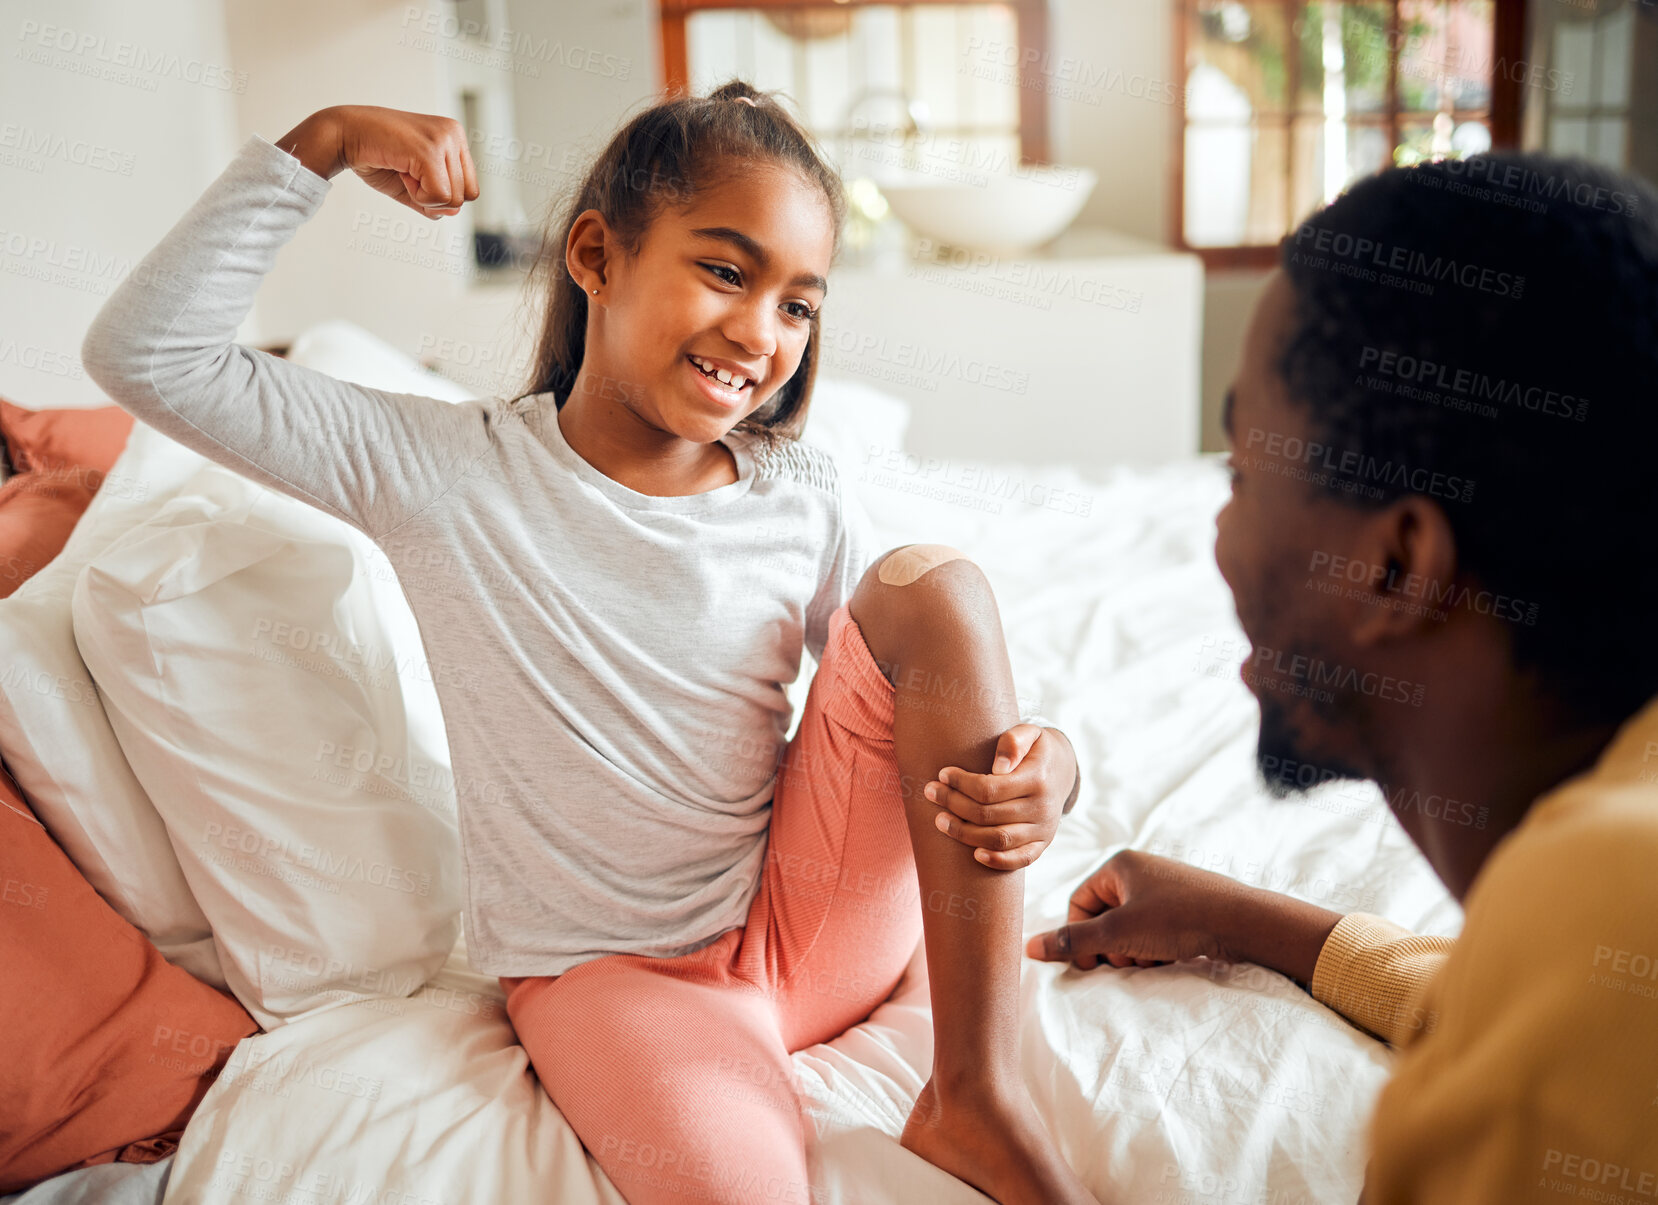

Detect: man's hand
923,723,1079,870
1024,849,1344,982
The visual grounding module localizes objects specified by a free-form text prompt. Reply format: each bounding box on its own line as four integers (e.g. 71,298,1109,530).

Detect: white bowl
875,165,1098,254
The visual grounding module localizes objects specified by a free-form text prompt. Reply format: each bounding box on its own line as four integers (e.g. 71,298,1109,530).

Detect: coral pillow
0,756,258,1194
0,419,225,991
0,470,100,598
0,398,133,477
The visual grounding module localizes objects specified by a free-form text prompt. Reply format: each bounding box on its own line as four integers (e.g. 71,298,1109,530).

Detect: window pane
1191,1,1291,116
1590,118,1629,168
1553,19,1597,106
1397,0,1445,112
1291,116,1326,219
1594,3,1635,107
1445,0,1493,110
685,3,1023,167
1396,0,1494,112
1296,2,1392,116
1549,116,1593,156
1185,122,1288,246
1291,119,1395,212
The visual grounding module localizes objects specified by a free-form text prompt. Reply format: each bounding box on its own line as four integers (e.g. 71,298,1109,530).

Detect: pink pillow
0,758,259,1193
0,397,133,477
0,471,99,598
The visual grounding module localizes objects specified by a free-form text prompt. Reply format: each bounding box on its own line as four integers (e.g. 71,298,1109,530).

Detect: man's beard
1255,685,1371,799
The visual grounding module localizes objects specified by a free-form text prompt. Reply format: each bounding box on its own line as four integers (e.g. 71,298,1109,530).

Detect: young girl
81,82,1097,1205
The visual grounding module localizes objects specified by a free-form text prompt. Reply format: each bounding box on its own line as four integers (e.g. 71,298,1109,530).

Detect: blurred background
3,0,1654,460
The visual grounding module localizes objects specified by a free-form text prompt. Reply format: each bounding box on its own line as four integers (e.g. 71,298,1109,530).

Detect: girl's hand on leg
923,723,1079,869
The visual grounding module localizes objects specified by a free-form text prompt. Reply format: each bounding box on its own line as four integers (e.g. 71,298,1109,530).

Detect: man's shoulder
1448,781,1658,997
1368,782,1658,1203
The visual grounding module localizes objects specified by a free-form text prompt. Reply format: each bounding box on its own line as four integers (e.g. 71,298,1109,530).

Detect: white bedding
159,442,1463,1204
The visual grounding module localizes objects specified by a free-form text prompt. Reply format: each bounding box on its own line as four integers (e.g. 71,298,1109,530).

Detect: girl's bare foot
900,1076,1099,1205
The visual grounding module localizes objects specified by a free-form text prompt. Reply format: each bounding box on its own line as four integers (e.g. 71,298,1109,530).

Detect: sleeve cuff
1311,912,1453,1047
249,132,333,205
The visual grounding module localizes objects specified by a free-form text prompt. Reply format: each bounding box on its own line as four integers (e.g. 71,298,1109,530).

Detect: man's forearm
1220,886,1345,987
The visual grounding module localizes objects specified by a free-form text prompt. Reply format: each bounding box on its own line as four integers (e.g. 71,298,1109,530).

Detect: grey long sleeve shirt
81,133,876,976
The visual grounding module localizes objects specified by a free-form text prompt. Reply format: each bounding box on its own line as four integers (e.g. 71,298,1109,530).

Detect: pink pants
501,604,924,1205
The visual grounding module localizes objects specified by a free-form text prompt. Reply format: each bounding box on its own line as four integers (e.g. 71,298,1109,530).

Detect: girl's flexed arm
81,106,487,541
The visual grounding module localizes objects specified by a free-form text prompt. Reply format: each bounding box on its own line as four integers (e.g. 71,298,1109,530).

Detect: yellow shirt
1310,694,1658,1203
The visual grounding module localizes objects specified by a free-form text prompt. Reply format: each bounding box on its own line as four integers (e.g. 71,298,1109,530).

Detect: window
658,0,1053,168
1176,0,1526,268
1543,1,1636,168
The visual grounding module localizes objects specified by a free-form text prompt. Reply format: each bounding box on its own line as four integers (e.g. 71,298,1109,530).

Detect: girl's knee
849,545,996,679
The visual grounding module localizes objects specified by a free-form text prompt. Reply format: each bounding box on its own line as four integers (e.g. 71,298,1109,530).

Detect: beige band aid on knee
876,544,970,587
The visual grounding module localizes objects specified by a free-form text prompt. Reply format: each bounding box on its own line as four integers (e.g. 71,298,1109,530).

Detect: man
1025,152,1658,1202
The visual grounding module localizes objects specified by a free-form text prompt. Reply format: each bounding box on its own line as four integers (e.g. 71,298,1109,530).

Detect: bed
2,323,1462,1205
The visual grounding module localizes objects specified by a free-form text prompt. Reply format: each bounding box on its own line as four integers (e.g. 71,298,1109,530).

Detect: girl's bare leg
848,547,1097,1205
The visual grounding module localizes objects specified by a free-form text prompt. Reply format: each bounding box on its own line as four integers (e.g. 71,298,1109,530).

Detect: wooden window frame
1171,0,1528,271
659,0,1053,164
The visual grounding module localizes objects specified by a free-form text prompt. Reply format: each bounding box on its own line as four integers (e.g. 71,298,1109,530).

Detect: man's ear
1348,495,1459,649
565,208,612,293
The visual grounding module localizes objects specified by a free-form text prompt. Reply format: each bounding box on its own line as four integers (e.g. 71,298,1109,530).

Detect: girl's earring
590,288,598,295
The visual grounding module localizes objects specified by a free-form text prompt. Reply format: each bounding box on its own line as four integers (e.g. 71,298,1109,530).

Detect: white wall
1049,0,1176,246
0,1,1234,446
0,0,240,408
222,0,532,397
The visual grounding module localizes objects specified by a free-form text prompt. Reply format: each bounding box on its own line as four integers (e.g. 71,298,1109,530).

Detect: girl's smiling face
567,160,836,445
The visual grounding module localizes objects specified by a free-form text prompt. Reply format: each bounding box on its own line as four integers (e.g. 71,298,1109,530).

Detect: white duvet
161,450,1463,1205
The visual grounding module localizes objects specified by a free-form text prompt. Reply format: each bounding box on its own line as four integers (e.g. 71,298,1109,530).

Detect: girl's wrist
274,109,346,181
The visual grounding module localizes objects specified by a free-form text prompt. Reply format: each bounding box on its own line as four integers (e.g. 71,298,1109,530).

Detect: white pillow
286,320,481,403
0,418,225,986
798,374,912,481
72,461,462,1029
161,946,626,1205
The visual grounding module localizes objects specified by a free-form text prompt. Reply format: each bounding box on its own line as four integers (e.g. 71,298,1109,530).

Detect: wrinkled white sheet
163,453,1462,1205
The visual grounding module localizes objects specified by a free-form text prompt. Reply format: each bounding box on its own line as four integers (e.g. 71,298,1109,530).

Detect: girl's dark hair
509,79,847,442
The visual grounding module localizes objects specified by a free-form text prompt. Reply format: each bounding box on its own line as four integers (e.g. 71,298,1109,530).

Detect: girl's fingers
933,813,1044,853
973,839,1049,870
409,152,452,212
936,766,1037,806
924,780,1034,826
458,137,479,200
444,145,465,207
